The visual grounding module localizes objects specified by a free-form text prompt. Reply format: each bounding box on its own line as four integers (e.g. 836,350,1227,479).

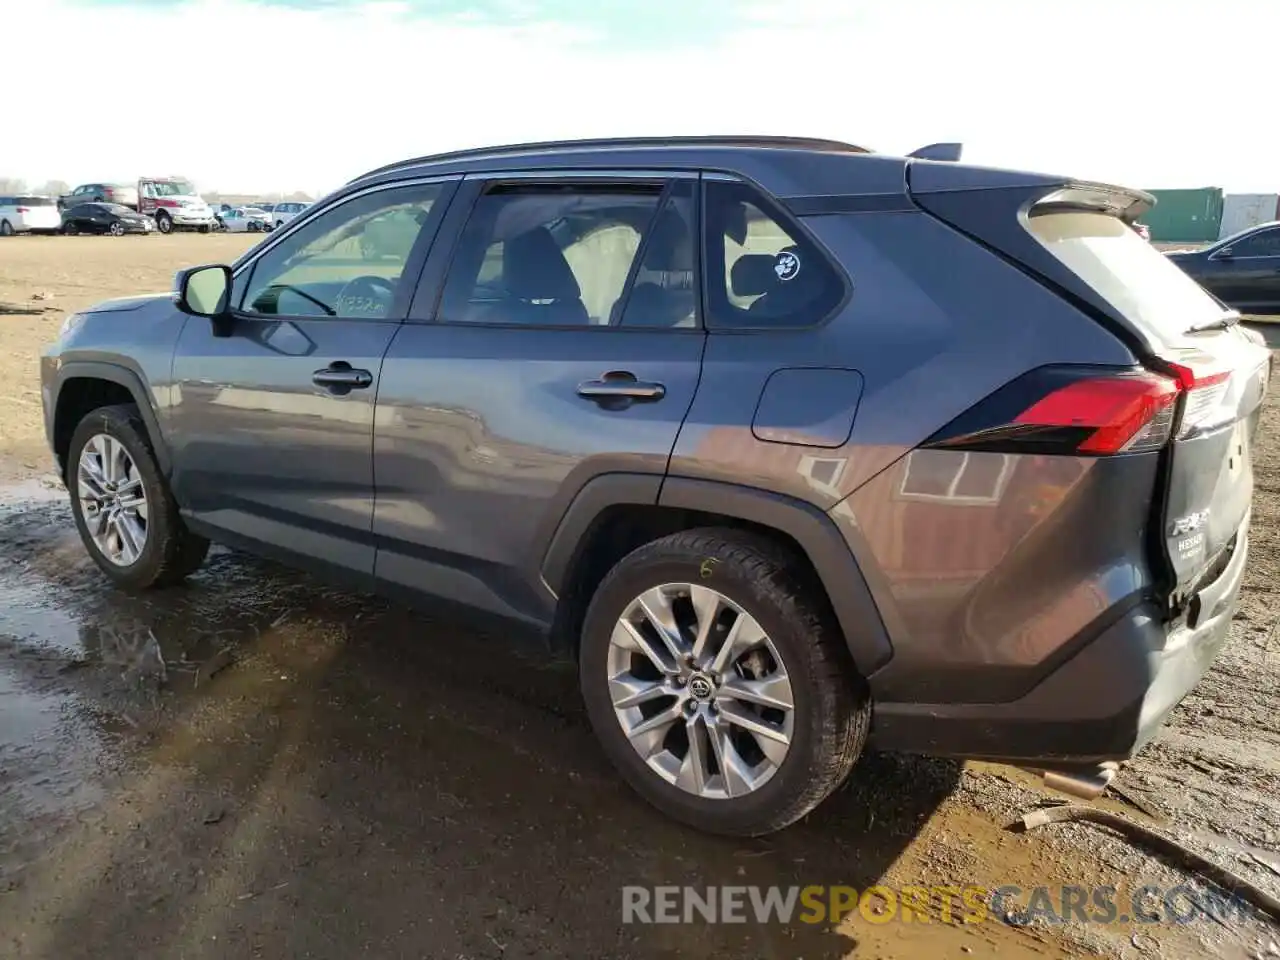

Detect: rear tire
578,528,869,836
0,220,12,237
66,404,210,589
63,221,78,236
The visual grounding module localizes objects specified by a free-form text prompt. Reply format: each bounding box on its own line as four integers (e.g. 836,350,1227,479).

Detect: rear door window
702,179,845,329
1026,211,1228,343
436,182,678,327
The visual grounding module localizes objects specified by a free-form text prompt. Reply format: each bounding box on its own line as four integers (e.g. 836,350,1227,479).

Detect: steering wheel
334,275,397,317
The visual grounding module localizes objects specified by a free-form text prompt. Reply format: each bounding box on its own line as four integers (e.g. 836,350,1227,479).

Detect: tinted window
619,181,698,328
703,180,844,328
438,183,665,327
1229,228,1280,257
16,196,54,206
238,181,445,319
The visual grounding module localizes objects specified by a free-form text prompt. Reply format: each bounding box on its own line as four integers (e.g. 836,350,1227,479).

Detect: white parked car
270,200,311,229
217,206,272,233
0,195,62,235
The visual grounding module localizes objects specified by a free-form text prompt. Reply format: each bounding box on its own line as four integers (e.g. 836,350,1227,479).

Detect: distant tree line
0,178,69,196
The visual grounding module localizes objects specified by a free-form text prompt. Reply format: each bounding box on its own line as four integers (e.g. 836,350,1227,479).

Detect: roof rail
907,142,963,162
348,135,870,184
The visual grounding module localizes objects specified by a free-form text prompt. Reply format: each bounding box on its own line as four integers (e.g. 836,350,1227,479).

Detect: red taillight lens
923,364,1201,457
15,207,29,213
1013,373,1180,454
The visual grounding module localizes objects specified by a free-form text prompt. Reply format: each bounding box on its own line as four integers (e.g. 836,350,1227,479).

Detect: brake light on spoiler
923,362,1232,456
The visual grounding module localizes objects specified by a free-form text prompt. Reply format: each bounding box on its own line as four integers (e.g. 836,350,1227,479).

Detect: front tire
155,210,173,234
67,404,210,589
109,221,125,236
579,528,869,836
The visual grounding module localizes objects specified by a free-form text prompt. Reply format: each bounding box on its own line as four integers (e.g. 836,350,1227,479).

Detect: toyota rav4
40,136,1272,836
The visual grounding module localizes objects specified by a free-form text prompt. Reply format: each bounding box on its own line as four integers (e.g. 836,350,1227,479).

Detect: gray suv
40,137,1272,836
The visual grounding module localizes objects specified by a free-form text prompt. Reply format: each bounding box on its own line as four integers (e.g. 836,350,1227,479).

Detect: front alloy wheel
109,221,125,236
77,433,148,565
66,403,211,588
608,583,795,799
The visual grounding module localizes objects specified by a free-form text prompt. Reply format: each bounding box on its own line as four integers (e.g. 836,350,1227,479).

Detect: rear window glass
16,196,55,206
1026,211,1225,341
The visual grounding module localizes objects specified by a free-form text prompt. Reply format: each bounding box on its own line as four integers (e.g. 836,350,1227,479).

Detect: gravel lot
0,234,1277,959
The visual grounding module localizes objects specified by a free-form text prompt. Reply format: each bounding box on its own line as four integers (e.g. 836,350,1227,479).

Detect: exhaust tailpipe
1035,762,1119,800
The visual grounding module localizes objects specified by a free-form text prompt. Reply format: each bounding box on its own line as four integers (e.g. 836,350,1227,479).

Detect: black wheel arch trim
538,472,894,676
52,361,171,478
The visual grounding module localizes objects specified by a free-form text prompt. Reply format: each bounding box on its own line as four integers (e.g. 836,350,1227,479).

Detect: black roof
343,135,908,201
350,135,863,177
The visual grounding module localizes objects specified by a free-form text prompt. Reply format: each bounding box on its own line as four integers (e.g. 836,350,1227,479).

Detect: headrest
503,228,581,300
730,254,779,297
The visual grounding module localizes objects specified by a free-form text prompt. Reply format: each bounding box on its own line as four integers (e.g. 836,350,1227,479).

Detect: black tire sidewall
579,543,846,835
67,406,175,588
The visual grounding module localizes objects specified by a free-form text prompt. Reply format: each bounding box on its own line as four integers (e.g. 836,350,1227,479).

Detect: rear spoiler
907,142,963,162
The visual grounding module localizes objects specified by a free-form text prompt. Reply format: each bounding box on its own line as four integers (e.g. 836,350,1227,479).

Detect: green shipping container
1142,187,1223,244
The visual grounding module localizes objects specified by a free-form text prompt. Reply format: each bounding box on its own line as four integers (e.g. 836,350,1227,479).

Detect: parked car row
2,192,314,238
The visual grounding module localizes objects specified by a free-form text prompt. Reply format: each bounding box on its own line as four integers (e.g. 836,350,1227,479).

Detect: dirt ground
0,234,1278,959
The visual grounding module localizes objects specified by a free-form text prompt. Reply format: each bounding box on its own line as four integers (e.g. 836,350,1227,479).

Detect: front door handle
577,371,666,404
312,361,373,392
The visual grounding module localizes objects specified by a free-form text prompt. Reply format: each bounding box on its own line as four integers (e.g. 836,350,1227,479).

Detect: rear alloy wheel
109,221,125,237
67,404,210,588
63,221,78,236
155,211,172,234
579,528,869,836
0,220,13,237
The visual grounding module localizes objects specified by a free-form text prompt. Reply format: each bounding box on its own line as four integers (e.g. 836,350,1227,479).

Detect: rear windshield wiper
1185,311,1241,334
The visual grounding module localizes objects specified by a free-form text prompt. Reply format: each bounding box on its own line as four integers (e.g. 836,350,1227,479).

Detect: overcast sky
9,0,1278,196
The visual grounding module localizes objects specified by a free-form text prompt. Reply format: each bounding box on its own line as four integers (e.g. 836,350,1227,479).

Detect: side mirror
176,264,234,336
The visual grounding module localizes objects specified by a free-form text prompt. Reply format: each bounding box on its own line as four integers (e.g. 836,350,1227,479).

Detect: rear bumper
869,518,1249,764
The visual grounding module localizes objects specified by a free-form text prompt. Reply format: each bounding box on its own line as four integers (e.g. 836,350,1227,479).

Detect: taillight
15,206,29,213
923,365,1186,456
1013,374,1179,453
1162,360,1233,439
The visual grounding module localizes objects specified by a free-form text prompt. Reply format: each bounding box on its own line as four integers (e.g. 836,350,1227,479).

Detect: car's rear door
371,173,704,625
167,177,458,586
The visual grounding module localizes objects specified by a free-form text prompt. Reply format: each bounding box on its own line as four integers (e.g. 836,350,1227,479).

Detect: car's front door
66,203,92,232
372,174,704,624
168,177,458,584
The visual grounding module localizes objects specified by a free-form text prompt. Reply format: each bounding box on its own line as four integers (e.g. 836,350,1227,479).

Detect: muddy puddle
0,479,1277,959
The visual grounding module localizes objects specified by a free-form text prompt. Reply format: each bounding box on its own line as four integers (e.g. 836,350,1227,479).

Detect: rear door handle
577,372,666,404
312,362,373,391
